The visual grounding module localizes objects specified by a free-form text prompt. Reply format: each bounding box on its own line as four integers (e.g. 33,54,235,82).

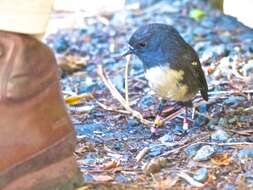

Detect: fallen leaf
75,186,89,190
92,175,114,182
64,93,93,105
189,8,205,20
103,160,120,170
154,176,179,190
58,55,87,75
210,153,230,166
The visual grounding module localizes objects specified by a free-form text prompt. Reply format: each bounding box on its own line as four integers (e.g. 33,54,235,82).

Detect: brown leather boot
0,31,83,190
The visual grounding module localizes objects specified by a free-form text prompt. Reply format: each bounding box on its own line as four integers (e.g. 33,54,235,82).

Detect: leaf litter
46,0,253,189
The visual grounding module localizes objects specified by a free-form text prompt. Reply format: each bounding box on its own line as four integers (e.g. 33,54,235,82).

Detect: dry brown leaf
154,176,179,190
92,175,114,182
210,152,230,166
103,160,120,170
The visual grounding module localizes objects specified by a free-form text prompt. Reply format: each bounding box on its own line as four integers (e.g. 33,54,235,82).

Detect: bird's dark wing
169,45,209,101
182,50,208,101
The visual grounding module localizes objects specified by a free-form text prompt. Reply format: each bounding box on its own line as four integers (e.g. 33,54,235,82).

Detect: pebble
193,167,208,182
193,145,215,161
218,117,228,127
238,148,253,159
184,143,202,158
222,183,236,190
159,133,174,143
224,96,245,105
211,128,229,142
139,95,156,110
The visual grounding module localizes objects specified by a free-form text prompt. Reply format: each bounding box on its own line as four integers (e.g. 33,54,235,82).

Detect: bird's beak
121,47,134,58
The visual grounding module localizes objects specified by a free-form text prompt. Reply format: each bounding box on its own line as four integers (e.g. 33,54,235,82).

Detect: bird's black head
123,23,185,69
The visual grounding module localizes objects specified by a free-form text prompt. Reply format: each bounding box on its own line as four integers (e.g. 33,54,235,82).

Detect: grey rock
184,144,202,158
211,129,229,142
240,115,251,122
224,96,245,105
223,183,236,190
193,145,215,161
159,134,174,143
238,148,253,159
211,44,226,56
218,117,228,127
193,167,208,182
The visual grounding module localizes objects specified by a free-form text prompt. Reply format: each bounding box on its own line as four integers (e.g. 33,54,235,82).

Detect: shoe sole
3,156,83,190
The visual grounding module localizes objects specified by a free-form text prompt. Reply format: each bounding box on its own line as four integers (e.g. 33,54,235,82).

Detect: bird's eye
138,42,146,48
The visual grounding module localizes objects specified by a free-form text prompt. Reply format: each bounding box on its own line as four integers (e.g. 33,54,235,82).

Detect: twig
207,89,253,96
97,65,128,108
125,55,131,106
197,141,253,148
136,147,150,162
159,135,209,157
96,100,131,114
177,171,204,188
96,64,153,126
227,129,253,136
162,107,185,123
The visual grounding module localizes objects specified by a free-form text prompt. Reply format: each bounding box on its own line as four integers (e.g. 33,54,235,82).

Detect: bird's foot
154,115,163,127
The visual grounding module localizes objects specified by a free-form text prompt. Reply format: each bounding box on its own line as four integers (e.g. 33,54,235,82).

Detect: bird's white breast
144,66,191,101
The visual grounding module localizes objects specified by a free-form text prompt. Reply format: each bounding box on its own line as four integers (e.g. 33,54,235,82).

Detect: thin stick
207,89,253,95
125,55,131,106
96,65,153,126
177,171,204,187
197,141,253,147
97,65,129,109
96,100,131,114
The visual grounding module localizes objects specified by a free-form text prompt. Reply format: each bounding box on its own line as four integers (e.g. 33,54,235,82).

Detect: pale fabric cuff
0,0,54,35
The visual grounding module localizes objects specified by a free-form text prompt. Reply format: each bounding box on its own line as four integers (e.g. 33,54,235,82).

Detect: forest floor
46,0,253,189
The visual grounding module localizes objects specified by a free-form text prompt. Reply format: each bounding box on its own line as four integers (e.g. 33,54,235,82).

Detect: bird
122,23,208,133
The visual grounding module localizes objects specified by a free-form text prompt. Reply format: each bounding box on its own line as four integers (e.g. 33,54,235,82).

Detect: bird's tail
200,88,208,101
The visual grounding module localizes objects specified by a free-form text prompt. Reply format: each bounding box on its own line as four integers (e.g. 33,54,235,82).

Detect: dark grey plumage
127,23,208,102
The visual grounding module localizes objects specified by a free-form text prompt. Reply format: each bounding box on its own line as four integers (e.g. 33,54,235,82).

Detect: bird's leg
183,106,189,130
154,98,166,126
151,98,166,134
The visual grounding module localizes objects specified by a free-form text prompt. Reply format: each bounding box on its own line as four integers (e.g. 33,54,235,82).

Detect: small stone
218,117,228,127
223,183,236,190
184,144,202,158
238,148,253,159
200,49,214,63
143,157,167,176
224,96,245,105
240,115,251,122
159,134,174,143
228,116,237,124
211,129,229,142
139,95,156,110
193,145,215,161
211,44,226,56
193,168,208,182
